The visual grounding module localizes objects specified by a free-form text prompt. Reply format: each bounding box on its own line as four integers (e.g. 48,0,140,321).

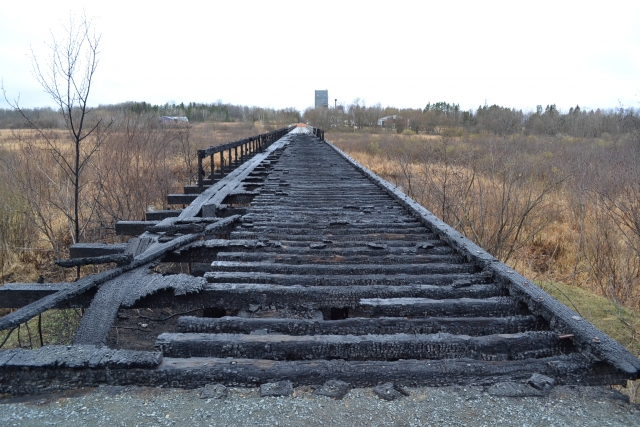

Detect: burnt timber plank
0,351,627,396
209,260,475,275
214,251,464,264
167,194,198,205
145,210,182,221
115,221,159,236
55,253,133,268
176,315,544,336
69,243,127,258
122,283,506,311
0,283,92,308
203,271,486,287
155,331,565,361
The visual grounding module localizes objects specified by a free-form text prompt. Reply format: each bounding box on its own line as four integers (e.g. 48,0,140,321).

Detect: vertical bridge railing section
196,126,294,193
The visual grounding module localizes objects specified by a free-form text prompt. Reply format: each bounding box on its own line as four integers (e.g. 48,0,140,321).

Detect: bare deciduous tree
2,13,113,271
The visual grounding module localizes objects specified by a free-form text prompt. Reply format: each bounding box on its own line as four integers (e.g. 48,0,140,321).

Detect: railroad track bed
1,128,638,395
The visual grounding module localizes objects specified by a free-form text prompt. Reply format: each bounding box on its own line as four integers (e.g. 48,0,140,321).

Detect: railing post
220,151,224,177
210,153,214,182
197,150,205,192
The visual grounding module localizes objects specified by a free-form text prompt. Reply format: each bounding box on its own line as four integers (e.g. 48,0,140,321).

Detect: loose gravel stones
200,383,227,399
487,382,547,397
313,380,351,399
527,373,556,391
260,381,293,397
373,382,410,401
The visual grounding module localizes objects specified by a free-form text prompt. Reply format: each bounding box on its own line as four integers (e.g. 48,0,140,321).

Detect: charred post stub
0,126,639,396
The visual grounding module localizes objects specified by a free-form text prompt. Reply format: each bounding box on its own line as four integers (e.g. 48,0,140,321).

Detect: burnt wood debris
0,125,639,396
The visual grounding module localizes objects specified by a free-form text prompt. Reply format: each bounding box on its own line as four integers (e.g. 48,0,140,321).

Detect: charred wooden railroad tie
1,128,639,395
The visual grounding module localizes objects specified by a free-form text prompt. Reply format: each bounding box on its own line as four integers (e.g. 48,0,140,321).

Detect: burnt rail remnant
1,126,639,396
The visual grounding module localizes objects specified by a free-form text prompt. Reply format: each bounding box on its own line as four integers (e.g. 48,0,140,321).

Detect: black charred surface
1,129,638,395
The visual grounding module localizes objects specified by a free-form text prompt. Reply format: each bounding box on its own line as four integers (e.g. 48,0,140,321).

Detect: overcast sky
1,0,638,113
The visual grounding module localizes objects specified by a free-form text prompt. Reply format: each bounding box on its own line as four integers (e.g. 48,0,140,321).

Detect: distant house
159,116,188,123
377,115,407,129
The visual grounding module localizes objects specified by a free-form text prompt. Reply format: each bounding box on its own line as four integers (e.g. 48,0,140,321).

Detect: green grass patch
0,309,81,349
538,281,640,356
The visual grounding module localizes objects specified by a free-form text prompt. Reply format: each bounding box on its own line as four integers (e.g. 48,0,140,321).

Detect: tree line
303,100,639,139
0,102,302,130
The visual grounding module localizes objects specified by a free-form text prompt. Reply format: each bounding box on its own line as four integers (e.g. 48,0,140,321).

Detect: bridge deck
1,129,639,395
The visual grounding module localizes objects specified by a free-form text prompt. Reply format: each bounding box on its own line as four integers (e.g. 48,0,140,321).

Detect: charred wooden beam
56,253,133,268
115,221,159,236
204,271,487,287
0,351,625,396
124,282,505,311
145,210,182,221
214,251,465,265
167,194,198,205
164,240,454,263
155,331,567,361
184,185,211,194
0,283,93,308
209,261,475,276
229,231,431,242
69,243,127,259
356,296,520,318
176,315,544,336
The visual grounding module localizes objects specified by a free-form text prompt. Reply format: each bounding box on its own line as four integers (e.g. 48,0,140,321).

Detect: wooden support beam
115,221,159,236
167,194,198,205
69,243,127,259
145,210,182,221
56,254,133,268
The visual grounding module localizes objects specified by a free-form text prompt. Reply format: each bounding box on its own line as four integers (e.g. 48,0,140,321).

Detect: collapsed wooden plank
0,232,203,332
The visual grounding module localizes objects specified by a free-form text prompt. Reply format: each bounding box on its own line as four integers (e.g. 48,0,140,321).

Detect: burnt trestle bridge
0,126,638,395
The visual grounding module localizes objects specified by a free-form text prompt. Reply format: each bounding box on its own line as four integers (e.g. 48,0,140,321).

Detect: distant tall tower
315,90,329,108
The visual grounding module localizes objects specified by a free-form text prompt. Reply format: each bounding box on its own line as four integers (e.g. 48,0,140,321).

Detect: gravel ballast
0,385,638,426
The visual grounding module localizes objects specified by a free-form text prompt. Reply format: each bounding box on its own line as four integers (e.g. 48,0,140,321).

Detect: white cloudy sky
1,0,639,113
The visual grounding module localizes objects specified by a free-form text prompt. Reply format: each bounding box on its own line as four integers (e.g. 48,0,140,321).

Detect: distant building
159,116,189,124
315,90,328,108
378,115,407,129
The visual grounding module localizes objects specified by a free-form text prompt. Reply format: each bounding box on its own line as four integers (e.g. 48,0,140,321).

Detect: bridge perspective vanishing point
0,125,639,396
